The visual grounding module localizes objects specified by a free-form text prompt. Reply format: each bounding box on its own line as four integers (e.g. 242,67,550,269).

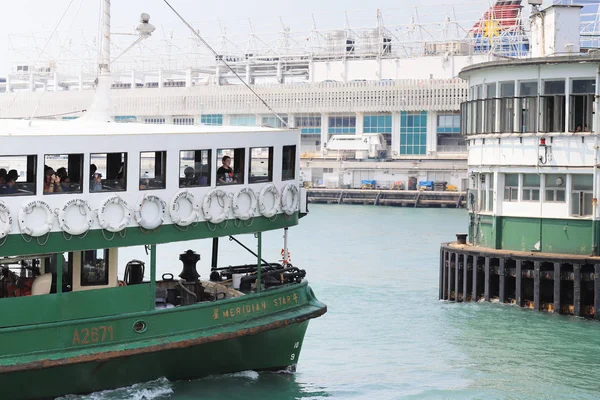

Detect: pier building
440,3,600,319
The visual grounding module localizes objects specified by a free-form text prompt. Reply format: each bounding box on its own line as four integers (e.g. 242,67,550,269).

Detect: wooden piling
499,258,506,303
574,264,582,317
516,259,522,307
554,263,561,314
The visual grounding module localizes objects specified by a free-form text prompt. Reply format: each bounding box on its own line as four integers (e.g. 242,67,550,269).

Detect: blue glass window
328,116,356,134
200,114,223,126
364,114,392,134
400,111,427,155
437,114,461,135
230,115,257,126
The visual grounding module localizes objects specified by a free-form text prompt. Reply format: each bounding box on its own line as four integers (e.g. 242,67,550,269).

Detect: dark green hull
0,282,326,400
5,321,311,400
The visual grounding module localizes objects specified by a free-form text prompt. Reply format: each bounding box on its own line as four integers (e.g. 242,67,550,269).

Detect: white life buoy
98,195,132,233
258,184,280,218
202,188,231,224
281,183,299,216
0,201,12,239
18,200,54,237
135,195,166,230
170,190,199,227
57,198,94,236
232,187,257,221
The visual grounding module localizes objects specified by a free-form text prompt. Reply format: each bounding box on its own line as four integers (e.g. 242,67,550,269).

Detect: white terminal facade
1,2,590,189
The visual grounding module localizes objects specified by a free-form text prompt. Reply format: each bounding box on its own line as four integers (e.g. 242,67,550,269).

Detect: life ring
18,200,54,237
258,184,280,218
202,188,231,224
280,183,299,216
0,201,12,239
134,195,166,230
232,187,257,221
57,198,94,236
98,195,132,233
169,190,199,227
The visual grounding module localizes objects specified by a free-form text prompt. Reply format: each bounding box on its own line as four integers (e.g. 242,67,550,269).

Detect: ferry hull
1,316,317,400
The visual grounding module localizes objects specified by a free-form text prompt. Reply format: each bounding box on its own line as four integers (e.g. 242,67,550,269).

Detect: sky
0,0,557,76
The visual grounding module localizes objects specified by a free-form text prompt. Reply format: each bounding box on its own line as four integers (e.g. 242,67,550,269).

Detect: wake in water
56,377,174,400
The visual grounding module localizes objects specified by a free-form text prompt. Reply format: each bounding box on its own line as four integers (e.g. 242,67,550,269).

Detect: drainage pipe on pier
593,66,600,256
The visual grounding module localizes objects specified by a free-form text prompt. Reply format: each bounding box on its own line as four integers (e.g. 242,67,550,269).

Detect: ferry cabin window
540,80,566,133
43,154,83,194
499,81,515,133
216,148,245,185
570,79,595,132
0,155,37,196
90,153,127,192
504,174,519,202
80,250,109,287
282,145,296,181
545,174,566,202
179,150,211,187
522,174,540,202
571,175,593,217
249,147,273,184
140,151,167,190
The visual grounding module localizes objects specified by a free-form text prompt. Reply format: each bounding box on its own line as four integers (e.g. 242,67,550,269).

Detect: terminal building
1,1,592,189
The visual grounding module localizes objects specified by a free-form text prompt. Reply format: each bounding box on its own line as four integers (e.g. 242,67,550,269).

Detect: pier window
90,153,127,192
43,154,83,194
173,117,195,126
571,174,593,217
261,115,288,128
179,150,211,187
144,118,165,125
487,174,494,211
499,81,515,133
570,79,595,132
282,145,296,181
139,151,167,190
328,116,356,134
484,85,497,133
540,80,566,133
217,148,245,185
249,147,273,184
522,174,540,202
544,174,566,202
504,173,518,202
80,250,109,287
517,82,538,133
0,155,37,196
296,114,321,135
200,114,223,126
400,111,427,155
230,115,257,126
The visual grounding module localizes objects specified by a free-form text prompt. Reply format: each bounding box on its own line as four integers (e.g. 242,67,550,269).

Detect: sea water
60,205,600,400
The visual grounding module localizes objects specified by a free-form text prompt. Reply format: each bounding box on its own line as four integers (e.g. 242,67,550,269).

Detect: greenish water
62,205,600,400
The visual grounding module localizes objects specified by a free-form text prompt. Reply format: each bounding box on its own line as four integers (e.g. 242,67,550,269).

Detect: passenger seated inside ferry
0,156,36,196
44,154,84,194
43,168,62,193
216,149,245,185
89,153,128,192
179,149,211,188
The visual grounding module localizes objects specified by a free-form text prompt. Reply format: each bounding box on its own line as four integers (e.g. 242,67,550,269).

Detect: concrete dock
307,188,466,208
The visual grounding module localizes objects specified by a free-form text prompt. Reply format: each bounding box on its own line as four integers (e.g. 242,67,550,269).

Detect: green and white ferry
0,2,326,399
